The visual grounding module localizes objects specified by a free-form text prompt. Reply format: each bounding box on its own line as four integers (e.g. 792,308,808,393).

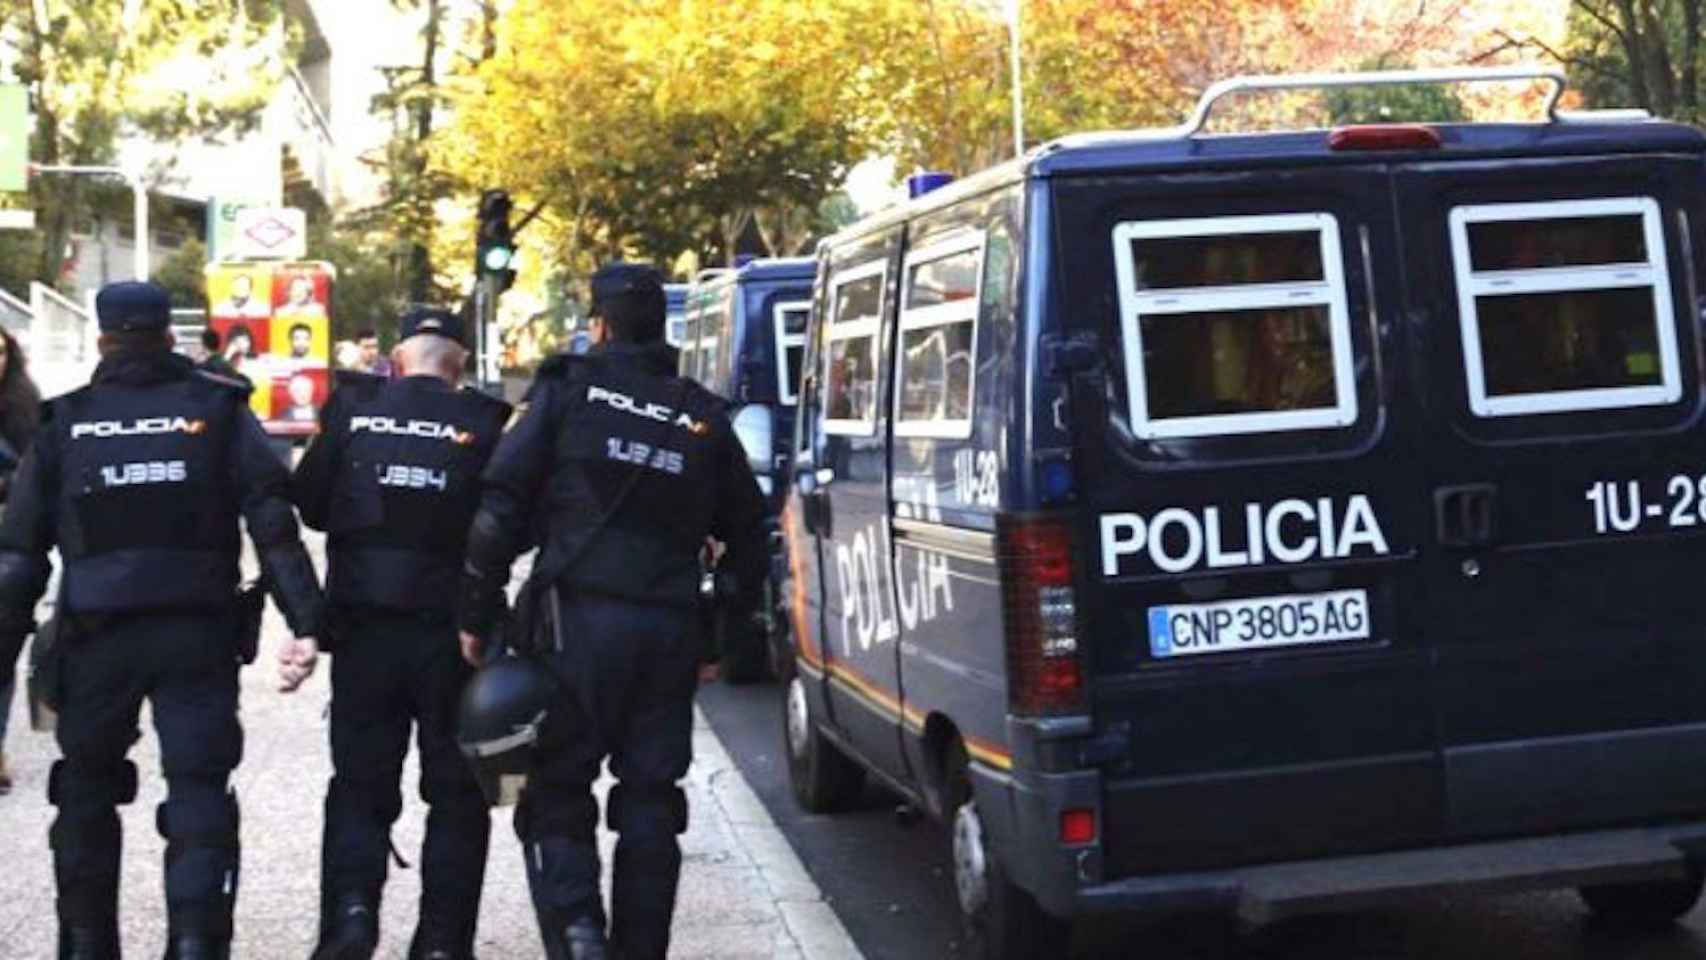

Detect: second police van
679,258,816,680
778,67,1706,957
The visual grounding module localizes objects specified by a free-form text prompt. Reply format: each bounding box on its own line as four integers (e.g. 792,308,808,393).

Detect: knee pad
607,784,688,837
48,759,138,807
515,786,598,844
156,783,239,850
330,775,404,826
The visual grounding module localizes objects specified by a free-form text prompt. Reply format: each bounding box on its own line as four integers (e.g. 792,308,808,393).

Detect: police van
679,258,817,680
778,67,1706,957
664,282,690,348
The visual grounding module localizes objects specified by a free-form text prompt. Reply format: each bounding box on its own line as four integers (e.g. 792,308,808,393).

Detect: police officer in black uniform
287,307,511,960
457,263,768,960
0,282,325,960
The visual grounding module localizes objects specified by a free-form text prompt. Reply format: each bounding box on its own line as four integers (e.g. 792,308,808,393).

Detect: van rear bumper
1070,822,1706,925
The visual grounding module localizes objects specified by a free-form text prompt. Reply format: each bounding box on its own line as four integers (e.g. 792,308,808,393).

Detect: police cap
399,305,466,346
95,281,171,334
589,262,663,314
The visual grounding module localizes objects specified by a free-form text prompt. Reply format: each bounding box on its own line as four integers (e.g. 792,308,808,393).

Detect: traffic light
476,188,516,292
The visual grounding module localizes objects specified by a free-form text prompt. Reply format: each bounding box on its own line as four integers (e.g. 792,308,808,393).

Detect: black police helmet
456,655,559,807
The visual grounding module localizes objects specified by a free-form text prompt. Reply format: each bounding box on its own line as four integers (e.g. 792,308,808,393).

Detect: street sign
208,197,261,261
0,208,36,230
0,85,26,193
230,207,307,260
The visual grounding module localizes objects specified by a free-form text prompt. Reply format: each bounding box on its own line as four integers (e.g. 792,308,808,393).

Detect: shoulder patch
191,369,254,398
332,370,386,403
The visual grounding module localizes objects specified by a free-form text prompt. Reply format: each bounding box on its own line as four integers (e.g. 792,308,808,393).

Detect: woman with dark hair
0,325,42,796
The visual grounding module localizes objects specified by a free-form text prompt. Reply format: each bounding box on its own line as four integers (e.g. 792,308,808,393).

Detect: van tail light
999,515,1087,716
1060,809,1097,845
1328,124,1442,152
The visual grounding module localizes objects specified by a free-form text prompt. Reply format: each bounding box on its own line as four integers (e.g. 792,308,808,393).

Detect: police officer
0,282,325,960
287,307,511,960
457,263,767,960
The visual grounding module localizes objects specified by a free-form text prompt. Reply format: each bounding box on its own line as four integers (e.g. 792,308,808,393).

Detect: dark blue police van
680,258,816,680
778,67,1706,957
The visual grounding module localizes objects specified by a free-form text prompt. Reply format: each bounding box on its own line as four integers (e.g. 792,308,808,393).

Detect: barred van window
1449,198,1680,417
774,301,811,405
896,234,986,438
824,262,886,435
1112,213,1358,440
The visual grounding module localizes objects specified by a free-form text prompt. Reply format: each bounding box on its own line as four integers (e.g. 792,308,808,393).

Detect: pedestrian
286,306,511,960
356,329,393,378
0,281,325,960
0,324,42,798
457,262,768,960
198,328,250,387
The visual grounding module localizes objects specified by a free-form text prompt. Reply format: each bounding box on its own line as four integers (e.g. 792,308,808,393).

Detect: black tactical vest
537,349,728,606
52,374,243,614
324,377,509,613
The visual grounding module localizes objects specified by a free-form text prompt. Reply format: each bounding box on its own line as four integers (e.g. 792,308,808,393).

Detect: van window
896,233,984,437
1111,213,1358,439
1449,197,1680,417
678,339,698,380
824,260,887,434
774,300,810,405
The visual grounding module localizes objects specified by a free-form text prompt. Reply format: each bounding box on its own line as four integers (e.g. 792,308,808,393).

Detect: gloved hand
277,636,319,693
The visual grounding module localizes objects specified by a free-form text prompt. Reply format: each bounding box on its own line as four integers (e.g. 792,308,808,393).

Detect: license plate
1148,589,1369,659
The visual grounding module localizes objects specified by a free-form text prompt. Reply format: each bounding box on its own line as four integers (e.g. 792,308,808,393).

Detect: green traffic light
483,246,514,271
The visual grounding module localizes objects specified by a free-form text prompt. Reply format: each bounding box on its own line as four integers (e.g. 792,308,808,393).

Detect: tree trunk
1611,0,1655,110
1682,0,1700,122
407,0,441,304
720,209,752,267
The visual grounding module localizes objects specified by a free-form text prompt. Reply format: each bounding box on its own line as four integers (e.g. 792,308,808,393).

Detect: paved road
0,536,860,959
698,681,1706,960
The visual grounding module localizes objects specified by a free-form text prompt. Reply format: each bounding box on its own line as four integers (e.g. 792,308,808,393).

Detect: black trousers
52,612,242,939
517,594,700,960
320,610,491,949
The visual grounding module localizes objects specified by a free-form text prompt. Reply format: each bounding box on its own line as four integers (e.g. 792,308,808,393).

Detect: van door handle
1434,483,1497,547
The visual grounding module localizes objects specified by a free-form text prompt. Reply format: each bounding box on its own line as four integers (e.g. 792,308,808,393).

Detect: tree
1544,1,1703,122
153,238,210,310
0,0,293,287
438,0,881,274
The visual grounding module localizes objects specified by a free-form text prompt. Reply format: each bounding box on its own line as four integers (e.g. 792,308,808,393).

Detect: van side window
896,233,985,438
774,301,810,405
824,260,887,434
1111,213,1358,439
1449,197,1680,417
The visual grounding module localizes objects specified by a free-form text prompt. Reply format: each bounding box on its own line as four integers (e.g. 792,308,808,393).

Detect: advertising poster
205,263,274,420
203,261,335,434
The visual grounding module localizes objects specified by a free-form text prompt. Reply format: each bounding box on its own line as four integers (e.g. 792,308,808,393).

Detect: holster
27,610,65,733
232,579,265,666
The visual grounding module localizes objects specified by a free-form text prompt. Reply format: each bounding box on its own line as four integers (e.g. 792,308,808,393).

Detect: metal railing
1182,66,1571,135
28,282,95,398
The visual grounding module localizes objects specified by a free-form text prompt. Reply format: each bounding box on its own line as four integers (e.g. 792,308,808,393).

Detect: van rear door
1394,154,1706,839
1052,166,1438,877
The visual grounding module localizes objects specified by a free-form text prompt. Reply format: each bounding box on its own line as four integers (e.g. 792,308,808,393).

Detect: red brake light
999,516,1086,716
1060,809,1097,845
1328,124,1442,152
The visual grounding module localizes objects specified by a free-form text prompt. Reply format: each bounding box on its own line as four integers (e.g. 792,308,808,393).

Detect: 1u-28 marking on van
1584,476,1706,534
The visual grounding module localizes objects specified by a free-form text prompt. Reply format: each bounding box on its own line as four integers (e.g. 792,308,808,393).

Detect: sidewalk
0,559,859,959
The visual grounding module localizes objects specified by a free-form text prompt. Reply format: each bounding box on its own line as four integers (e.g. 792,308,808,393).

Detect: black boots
407,912,478,960
58,923,119,960
562,918,609,960
161,935,229,960
311,894,379,960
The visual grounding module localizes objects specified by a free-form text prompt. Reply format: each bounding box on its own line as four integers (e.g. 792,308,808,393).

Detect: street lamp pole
30,164,150,281
1004,0,1025,158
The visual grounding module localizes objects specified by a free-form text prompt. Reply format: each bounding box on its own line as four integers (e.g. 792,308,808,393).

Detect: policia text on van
776,66,1706,959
